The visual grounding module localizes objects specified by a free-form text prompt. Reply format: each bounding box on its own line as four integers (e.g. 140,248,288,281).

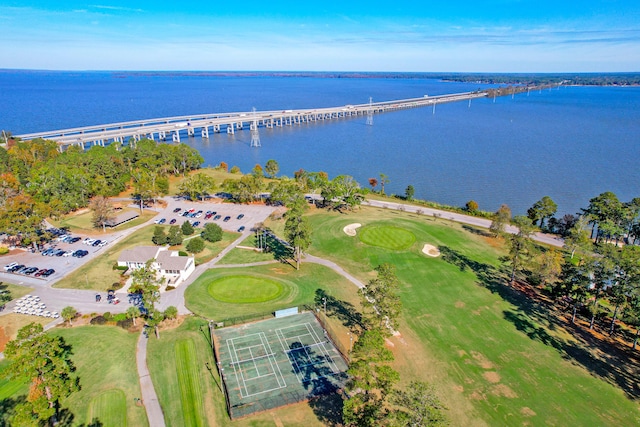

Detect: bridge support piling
226,124,234,135
172,131,180,143
201,126,209,139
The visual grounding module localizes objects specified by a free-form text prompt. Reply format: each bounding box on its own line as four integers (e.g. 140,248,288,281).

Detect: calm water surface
1,70,639,216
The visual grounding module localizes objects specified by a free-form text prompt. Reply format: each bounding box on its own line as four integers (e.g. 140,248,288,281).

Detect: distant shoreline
2,69,640,87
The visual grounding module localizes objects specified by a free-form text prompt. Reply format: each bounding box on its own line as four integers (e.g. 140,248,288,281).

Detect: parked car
9,264,25,273
98,240,108,247
170,218,177,224
54,249,65,256
62,250,74,257
73,250,88,258
237,214,245,219
92,240,102,247
69,237,81,243
193,221,200,227
41,268,55,277
223,216,231,222
173,207,182,213
238,226,246,232
34,268,48,277
23,267,39,275
182,211,190,217
4,262,19,271
213,215,221,220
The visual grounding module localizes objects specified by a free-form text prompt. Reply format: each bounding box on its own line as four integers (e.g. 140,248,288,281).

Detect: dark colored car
238,226,245,232
35,268,48,277
223,216,231,222
92,240,102,247
182,211,190,217
237,214,244,219
158,218,166,224
10,264,25,272
173,207,181,213
213,215,221,221
69,237,81,243
23,267,39,275
41,268,55,277
73,250,88,258
192,221,200,227
170,218,177,224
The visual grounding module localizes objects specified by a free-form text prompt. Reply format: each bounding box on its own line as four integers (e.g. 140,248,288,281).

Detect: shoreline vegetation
2,69,640,86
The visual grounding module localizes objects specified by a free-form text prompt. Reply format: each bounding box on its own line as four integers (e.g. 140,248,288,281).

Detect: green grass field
88,389,128,427
208,275,284,303
52,326,149,427
306,207,640,426
184,263,358,321
175,339,207,427
51,208,156,234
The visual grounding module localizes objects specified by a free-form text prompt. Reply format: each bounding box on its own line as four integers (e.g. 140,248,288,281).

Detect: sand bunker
343,223,362,237
422,244,441,257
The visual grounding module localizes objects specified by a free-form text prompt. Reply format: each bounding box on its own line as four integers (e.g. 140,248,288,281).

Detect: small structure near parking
117,246,195,287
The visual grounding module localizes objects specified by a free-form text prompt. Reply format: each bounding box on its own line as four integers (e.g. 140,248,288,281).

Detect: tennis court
212,311,349,419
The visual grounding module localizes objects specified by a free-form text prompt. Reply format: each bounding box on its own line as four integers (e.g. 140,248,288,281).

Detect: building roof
156,250,192,271
106,210,140,227
118,246,160,264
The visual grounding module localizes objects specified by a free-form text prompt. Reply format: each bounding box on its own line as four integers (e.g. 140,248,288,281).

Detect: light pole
348,332,353,352
322,297,326,315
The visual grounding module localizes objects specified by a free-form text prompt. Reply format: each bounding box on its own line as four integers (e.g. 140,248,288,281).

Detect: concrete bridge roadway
16,91,488,149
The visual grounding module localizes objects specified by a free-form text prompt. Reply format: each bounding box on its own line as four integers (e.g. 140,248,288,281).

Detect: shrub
181,221,194,236
164,306,178,320
230,165,241,174
116,318,133,330
178,251,188,257
166,285,176,291
465,200,479,212
113,313,127,322
90,316,107,325
201,223,223,243
103,312,112,321
113,264,128,271
0,247,9,255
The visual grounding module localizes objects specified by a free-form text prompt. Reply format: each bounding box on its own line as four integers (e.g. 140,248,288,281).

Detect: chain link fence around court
211,311,349,419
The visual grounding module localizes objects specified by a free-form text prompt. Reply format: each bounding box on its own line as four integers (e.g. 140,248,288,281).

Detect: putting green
208,275,285,303
359,224,416,250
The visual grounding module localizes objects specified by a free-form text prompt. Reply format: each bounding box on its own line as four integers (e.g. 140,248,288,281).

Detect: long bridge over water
16,91,487,149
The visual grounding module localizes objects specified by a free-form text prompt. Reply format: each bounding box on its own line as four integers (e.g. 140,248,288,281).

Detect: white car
4,262,19,271
84,238,96,245
98,240,108,247
62,250,74,257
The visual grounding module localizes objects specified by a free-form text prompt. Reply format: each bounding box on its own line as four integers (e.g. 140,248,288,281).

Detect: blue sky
2,1,639,71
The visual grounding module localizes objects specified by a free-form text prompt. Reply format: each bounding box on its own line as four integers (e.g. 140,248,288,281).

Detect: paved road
136,331,166,427
362,200,564,248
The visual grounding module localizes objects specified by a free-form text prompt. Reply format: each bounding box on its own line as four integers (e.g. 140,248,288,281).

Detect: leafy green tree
201,223,223,243
530,249,564,288
264,159,279,178
589,247,616,330
583,191,624,242
164,305,178,320
167,225,184,246
90,196,115,231
527,196,557,229
0,194,48,250
152,225,168,245
229,165,241,174
320,175,364,211
489,204,511,237
129,260,163,314
3,323,80,426
146,309,165,339
555,256,592,324
379,173,389,195
61,306,76,326
564,217,593,259
388,381,448,426
465,200,479,212
269,177,306,209
251,163,264,178
504,215,537,284
284,206,312,270
405,185,415,201
344,328,399,427
222,175,264,203
181,220,194,236
608,246,640,335
186,236,205,253
126,306,141,326
359,263,402,334
178,172,216,201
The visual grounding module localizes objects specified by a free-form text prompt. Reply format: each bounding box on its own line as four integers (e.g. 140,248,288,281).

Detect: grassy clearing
185,263,358,321
52,209,157,235
88,389,128,427
0,282,32,302
0,359,27,401
175,339,207,427
51,326,148,426
191,232,239,265
305,207,640,426
208,275,284,303
216,234,275,265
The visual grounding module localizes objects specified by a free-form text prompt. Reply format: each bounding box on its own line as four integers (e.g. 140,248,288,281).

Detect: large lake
1,70,639,216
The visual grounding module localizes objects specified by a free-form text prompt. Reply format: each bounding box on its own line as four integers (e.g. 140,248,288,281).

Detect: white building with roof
117,246,195,286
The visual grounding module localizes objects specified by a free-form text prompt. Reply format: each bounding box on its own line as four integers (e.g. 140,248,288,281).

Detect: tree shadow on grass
438,244,640,400
264,232,295,268
287,342,347,426
462,224,494,238
0,395,25,427
315,289,363,332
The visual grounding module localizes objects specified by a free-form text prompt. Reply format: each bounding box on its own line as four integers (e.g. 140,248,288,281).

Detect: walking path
136,331,166,427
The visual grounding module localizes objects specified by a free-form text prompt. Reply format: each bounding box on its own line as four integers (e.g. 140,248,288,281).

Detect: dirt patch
0,326,9,352
343,223,362,237
521,407,537,417
483,371,501,383
491,384,517,398
469,390,486,400
453,385,464,393
455,301,466,308
421,243,441,257
471,351,494,369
